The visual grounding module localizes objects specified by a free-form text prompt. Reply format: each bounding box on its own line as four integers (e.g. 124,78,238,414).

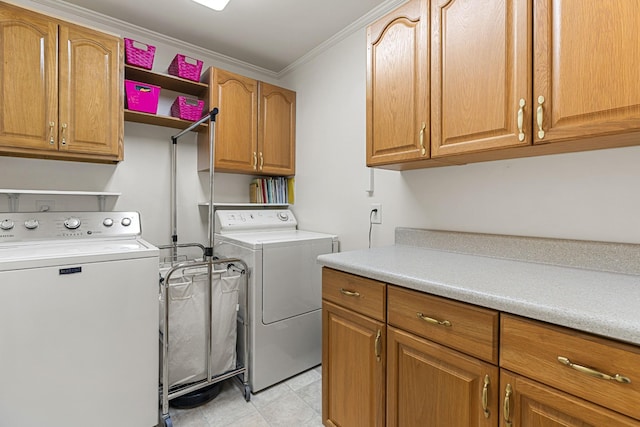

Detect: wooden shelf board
124,65,208,97
124,110,208,131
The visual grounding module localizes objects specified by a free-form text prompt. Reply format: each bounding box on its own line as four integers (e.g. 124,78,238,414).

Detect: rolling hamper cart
158,109,250,427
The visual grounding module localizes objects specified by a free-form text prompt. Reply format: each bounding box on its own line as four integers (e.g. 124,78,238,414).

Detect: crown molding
30,0,407,80
31,0,280,77
278,0,407,77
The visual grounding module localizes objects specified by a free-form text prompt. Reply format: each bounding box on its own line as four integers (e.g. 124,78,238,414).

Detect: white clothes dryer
214,209,338,392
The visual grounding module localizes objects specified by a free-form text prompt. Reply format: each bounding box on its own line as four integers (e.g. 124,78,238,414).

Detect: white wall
3,0,640,253
0,0,267,248
283,28,640,250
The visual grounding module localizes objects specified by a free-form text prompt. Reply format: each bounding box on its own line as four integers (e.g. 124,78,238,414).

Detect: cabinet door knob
419,122,426,156
517,99,525,142
61,123,68,146
49,121,55,145
259,152,264,170
482,374,490,418
503,383,512,427
374,329,381,362
536,96,545,139
252,152,257,170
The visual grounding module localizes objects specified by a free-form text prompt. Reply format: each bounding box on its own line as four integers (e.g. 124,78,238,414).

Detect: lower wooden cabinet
322,300,385,427
387,326,498,427
500,370,639,427
322,268,640,427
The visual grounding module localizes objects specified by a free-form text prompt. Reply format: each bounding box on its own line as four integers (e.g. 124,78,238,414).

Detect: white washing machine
0,211,158,427
214,209,338,392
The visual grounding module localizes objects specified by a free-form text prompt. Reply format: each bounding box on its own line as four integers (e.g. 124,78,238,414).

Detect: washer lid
0,238,158,271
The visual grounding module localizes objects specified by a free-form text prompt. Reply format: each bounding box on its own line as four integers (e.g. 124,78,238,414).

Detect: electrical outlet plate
371,203,382,224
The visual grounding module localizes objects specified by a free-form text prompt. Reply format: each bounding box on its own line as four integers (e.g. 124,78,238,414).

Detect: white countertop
318,242,640,346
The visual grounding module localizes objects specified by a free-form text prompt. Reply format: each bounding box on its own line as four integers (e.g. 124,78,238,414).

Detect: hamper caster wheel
244,385,251,402
162,415,173,427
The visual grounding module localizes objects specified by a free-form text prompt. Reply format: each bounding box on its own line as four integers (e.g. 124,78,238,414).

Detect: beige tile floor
166,365,323,427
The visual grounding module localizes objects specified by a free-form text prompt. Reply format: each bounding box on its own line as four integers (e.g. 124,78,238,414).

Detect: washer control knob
277,212,289,221
64,217,81,230
103,218,114,227
24,219,39,229
121,217,132,227
0,219,14,230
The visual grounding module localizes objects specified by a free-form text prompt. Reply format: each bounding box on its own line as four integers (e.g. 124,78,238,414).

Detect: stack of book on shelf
250,177,294,204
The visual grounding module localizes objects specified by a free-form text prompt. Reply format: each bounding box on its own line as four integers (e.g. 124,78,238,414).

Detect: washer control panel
215,209,297,233
0,211,142,243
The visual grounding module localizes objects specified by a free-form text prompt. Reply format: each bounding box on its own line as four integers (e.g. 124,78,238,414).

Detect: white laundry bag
159,264,240,388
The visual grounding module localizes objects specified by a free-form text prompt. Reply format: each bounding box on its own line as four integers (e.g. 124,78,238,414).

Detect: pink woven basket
124,38,156,70
125,80,160,114
168,54,203,82
171,96,204,121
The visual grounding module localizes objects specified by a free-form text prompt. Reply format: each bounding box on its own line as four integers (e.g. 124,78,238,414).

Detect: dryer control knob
277,212,289,221
64,217,81,230
24,219,39,229
0,219,14,230
103,218,114,227
121,217,132,227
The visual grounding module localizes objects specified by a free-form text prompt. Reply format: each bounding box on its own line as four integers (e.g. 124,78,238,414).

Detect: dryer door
261,237,333,324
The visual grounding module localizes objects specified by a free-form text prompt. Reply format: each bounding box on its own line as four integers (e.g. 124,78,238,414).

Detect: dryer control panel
215,209,297,233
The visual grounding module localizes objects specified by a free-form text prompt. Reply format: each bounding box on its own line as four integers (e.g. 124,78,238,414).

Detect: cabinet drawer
387,285,499,364
322,268,386,321
501,314,640,421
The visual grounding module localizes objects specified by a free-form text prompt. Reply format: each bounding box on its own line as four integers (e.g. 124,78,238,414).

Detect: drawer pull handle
482,374,490,418
374,329,381,362
416,312,451,327
340,288,360,297
503,383,512,427
557,356,631,384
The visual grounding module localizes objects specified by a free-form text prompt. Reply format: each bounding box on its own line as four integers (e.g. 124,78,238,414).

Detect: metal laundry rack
158,109,250,427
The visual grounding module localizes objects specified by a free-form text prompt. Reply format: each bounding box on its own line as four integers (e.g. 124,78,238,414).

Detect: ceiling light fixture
191,0,231,11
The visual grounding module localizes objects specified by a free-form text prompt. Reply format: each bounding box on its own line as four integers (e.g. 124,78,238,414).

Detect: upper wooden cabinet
533,0,640,146
366,0,429,166
258,82,296,176
430,0,530,157
0,2,123,163
198,67,295,176
367,0,640,169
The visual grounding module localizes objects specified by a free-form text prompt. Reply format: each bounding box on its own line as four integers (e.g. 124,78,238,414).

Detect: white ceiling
49,0,403,73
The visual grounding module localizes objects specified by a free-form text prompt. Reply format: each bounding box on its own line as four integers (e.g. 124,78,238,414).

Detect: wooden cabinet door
387,326,499,427
366,0,429,166
430,0,530,157
322,300,385,427
211,68,258,173
258,82,295,175
500,370,640,427
0,4,57,152
59,23,122,159
533,0,640,145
